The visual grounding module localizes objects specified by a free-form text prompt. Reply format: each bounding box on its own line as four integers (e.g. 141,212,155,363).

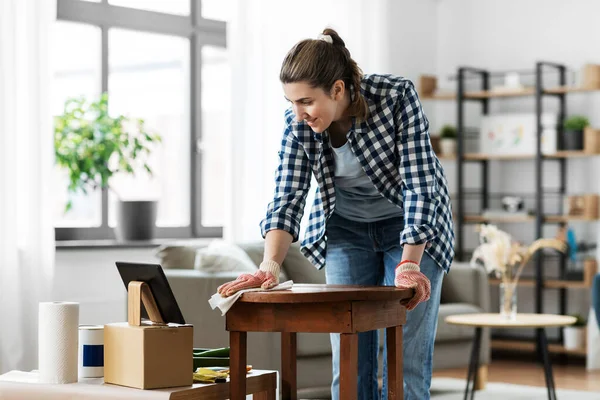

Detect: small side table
226,284,413,400
446,313,576,400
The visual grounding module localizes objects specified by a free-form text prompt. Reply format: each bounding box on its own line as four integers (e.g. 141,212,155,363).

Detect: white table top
0,370,276,400
445,313,577,328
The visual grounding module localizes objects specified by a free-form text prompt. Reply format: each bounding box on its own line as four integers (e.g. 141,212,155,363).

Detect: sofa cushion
194,240,258,273
154,239,214,269
436,303,482,342
282,243,326,284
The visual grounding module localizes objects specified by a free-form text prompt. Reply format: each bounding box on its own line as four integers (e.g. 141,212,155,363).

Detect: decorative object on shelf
566,194,599,219
584,127,600,154
470,224,568,320
501,196,525,213
563,313,587,350
54,93,162,241
418,74,455,99
562,115,590,150
480,113,558,155
581,64,600,89
439,124,457,156
491,72,527,93
584,259,598,287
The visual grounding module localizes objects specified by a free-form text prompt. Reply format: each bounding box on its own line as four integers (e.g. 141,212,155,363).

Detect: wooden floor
433,359,600,392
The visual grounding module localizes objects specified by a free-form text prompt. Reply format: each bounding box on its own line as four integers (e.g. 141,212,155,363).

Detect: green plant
54,93,162,212
569,313,587,327
563,115,590,131
440,125,457,139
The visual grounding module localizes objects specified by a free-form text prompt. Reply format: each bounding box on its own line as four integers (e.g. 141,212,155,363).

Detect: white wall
54,248,159,325
434,0,599,322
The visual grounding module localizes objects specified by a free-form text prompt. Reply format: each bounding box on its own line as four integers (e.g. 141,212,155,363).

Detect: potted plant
54,93,162,241
440,125,457,155
563,313,587,350
563,115,589,150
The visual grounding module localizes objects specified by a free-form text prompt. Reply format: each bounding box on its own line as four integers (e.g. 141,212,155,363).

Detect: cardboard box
104,322,193,389
419,75,437,97
584,127,600,154
567,194,599,219
582,64,600,89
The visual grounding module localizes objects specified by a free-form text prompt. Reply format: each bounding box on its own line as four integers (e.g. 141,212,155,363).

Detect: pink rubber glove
217,260,280,297
394,260,431,311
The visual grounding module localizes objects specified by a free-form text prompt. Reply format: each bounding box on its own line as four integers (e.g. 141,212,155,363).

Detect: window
54,0,227,241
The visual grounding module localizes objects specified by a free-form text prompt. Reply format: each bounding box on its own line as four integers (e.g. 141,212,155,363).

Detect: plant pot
563,326,586,350
562,129,584,150
115,200,157,241
440,138,456,156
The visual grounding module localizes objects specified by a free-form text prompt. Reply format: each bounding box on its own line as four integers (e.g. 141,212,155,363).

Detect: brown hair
279,28,369,122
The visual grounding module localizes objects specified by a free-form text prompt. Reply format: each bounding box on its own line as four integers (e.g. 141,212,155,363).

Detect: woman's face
283,80,347,133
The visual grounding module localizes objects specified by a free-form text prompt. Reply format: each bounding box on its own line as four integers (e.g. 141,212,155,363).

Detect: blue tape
82,344,104,367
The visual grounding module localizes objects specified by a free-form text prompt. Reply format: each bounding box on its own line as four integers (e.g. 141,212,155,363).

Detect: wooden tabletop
445,313,577,328
0,370,276,400
238,284,413,303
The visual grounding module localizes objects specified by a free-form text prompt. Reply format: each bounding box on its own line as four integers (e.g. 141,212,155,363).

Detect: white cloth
0,0,56,374
209,280,294,315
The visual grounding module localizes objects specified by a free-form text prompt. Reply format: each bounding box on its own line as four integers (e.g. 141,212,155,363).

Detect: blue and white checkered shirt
260,74,455,271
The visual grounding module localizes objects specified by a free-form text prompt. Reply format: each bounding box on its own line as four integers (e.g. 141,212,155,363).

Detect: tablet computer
115,261,186,325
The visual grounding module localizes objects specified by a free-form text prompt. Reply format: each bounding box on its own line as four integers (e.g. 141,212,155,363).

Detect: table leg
253,389,276,400
340,333,358,400
281,332,297,400
230,331,247,400
463,327,482,400
539,329,557,400
386,325,403,400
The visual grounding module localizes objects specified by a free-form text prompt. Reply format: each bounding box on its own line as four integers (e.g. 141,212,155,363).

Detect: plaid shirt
260,74,455,271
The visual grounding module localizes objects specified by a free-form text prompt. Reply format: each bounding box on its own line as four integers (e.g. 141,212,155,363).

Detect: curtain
0,0,56,373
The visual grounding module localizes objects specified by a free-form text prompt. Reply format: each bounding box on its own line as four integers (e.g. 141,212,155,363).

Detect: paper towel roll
78,325,104,378
38,302,79,384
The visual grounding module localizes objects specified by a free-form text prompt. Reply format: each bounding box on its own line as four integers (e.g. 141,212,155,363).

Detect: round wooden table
225,284,413,400
445,313,576,400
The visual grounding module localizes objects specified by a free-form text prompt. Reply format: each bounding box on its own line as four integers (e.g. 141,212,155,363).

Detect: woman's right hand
217,260,281,297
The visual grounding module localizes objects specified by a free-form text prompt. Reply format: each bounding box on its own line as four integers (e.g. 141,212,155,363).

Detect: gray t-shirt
331,141,403,222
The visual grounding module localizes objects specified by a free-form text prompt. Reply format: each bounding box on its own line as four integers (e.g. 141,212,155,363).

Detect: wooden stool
226,284,412,400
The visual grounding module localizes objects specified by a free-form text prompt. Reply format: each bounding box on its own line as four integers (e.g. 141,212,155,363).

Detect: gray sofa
160,242,490,399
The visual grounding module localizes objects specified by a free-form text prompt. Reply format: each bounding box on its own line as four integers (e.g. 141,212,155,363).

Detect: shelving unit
421,63,600,360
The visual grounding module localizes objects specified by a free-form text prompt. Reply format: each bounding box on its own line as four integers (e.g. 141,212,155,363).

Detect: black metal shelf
453,61,595,360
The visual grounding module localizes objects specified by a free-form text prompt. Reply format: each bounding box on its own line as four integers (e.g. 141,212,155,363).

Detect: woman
218,28,454,400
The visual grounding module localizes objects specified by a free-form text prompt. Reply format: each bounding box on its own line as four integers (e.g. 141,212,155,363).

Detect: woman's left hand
394,261,431,310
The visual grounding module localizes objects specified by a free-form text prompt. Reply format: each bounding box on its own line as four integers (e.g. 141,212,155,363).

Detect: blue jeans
593,274,600,329
325,213,445,400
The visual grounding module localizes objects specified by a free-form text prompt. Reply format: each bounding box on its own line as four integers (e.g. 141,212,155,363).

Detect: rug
431,377,598,399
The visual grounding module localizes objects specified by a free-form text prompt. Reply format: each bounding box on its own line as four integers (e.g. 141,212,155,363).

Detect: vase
499,282,517,321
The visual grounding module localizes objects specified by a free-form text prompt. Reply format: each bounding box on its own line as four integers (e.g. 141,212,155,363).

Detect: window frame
55,0,224,241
